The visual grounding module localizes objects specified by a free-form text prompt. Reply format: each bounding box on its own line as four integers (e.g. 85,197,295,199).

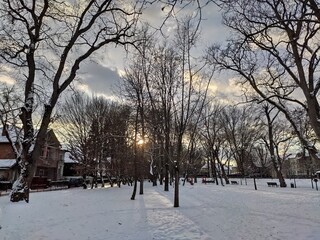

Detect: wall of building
0,144,15,159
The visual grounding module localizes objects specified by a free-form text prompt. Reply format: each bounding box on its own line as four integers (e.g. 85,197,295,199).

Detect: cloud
73,3,229,102
0,75,16,85
207,76,245,104
76,61,122,97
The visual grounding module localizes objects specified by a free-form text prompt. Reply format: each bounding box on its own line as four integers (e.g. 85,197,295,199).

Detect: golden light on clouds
117,69,126,77
0,75,16,85
208,82,218,94
76,83,90,93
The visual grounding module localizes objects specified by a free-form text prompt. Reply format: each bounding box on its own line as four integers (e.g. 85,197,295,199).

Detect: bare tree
208,0,320,163
260,104,288,187
121,14,211,207
59,93,92,176
252,144,272,178
200,101,225,184
171,15,212,207
0,0,145,201
122,60,148,196
221,105,261,178
182,120,205,185
0,0,207,202
60,93,131,188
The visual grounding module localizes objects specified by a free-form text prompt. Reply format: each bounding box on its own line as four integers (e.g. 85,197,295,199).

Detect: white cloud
208,82,218,95
0,75,16,85
76,83,90,93
117,69,126,77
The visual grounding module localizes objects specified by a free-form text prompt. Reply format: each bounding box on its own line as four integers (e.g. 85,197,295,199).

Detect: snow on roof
0,126,22,143
64,152,77,163
0,159,16,168
0,135,9,143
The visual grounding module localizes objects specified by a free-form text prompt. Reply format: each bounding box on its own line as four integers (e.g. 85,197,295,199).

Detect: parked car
64,176,84,188
0,181,12,191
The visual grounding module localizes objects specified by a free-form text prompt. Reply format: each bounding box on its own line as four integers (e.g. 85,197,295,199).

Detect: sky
0,1,235,102
72,2,232,101
1,178,319,240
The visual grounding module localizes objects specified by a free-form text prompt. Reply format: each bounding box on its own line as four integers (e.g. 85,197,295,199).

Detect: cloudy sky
0,1,237,103
72,2,235,101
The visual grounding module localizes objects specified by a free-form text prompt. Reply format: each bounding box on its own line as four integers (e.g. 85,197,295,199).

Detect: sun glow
137,139,144,145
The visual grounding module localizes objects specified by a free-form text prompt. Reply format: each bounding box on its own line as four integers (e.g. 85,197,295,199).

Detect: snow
64,152,76,163
0,178,320,240
0,159,16,168
0,135,9,143
0,127,22,143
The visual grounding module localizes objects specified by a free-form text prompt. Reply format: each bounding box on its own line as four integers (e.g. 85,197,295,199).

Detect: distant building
36,129,64,180
0,128,19,181
283,152,320,178
0,127,64,181
63,151,79,176
200,161,235,177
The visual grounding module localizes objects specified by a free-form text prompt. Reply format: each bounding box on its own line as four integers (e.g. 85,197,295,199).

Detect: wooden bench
267,182,278,187
231,180,238,185
202,179,215,184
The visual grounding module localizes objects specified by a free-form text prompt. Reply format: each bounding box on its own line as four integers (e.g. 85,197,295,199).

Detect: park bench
267,182,278,187
231,180,238,185
202,178,215,184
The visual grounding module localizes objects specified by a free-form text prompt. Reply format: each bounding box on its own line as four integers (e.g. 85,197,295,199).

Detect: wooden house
0,127,64,181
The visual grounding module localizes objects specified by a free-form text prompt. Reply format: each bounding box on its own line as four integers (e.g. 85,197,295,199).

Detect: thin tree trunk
139,179,144,195
131,179,138,200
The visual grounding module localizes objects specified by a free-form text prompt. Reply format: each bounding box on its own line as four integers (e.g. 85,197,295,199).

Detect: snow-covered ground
0,178,319,240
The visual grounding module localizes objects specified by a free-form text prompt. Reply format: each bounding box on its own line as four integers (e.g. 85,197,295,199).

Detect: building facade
0,127,64,181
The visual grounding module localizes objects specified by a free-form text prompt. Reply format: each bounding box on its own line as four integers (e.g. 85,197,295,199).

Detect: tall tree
122,56,148,196
0,0,204,202
171,15,211,207
208,0,320,163
60,93,131,186
200,101,225,185
59,93,92,176
221,105,261,177
260,104,288,187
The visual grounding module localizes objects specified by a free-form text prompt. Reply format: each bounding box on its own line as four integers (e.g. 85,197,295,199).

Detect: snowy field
0,178,319,240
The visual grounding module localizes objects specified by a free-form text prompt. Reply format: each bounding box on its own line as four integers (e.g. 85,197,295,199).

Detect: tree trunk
218,160,229,184
164,136,170,191
210,159,218,185
11,104,54,202
131,179,138,200
139,178,144,195
174,165,180,207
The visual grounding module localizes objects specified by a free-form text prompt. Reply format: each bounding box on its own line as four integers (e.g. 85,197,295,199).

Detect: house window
39,169,45,177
